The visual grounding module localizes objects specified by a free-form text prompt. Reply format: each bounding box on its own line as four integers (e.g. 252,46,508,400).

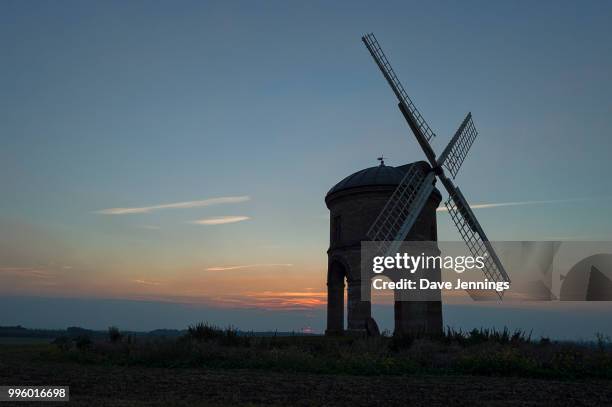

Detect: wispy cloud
0,267,54,279
132,279,162,286
543,235,610,241
206,263,293,271
137,225,161,230
96,196,250,215
191,216,250,225
210,291,326,310
436,198,592,212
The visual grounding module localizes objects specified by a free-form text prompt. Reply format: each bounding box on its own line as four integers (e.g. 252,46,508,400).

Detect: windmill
361,33,510,297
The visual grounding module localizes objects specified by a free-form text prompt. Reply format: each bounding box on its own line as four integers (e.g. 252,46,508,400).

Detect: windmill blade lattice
367,164,435,256
444,186,510,297
437,112,478,178
362,33,436,142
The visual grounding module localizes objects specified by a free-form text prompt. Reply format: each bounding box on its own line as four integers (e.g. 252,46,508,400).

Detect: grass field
2,325,612,406
2,343,612,406
40,325,612,379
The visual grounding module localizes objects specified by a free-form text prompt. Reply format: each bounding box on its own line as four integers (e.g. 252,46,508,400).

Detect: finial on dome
377,155,385,166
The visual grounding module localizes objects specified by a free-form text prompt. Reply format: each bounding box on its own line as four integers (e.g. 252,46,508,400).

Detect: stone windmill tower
325,33,510,336
325,160,442,336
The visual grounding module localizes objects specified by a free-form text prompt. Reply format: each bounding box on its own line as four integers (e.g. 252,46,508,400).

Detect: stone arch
326,254,374,335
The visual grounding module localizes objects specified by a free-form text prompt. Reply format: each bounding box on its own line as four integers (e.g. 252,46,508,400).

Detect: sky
1,0,611,335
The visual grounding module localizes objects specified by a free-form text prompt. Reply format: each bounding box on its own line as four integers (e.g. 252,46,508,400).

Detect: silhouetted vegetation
186,322,224,341
74,335,92,350
107,326,123,343
186,322,247,346
38,322,612,380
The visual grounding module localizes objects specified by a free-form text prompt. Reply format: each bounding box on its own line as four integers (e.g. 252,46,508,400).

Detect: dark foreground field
2,344,612,407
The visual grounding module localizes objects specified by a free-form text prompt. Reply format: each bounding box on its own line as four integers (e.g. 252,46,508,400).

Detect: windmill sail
367,164,435,256
436,113,478,178
362,33,436,142
362,33,510,299
443,185,510,297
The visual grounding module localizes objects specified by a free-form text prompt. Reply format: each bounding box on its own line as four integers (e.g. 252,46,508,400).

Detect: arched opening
326,260,347,334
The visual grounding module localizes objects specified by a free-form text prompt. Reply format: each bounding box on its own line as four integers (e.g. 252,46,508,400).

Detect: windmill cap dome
326,161,434,200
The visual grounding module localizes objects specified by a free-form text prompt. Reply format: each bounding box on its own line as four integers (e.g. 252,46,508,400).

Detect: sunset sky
1,1,612,335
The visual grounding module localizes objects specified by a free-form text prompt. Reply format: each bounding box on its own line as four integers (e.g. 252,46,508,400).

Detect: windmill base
394,300,442,336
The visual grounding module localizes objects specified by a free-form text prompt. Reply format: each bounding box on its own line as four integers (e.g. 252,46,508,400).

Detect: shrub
186,322,224,341
219,325,246,347
185,322,247,346
441,327,532,346
108,326,122,343
596,332,611,351
75,335,92,350
539,337,551,346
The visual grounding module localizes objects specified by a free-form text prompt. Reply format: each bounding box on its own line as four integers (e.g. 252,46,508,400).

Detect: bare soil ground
1,345,612,406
